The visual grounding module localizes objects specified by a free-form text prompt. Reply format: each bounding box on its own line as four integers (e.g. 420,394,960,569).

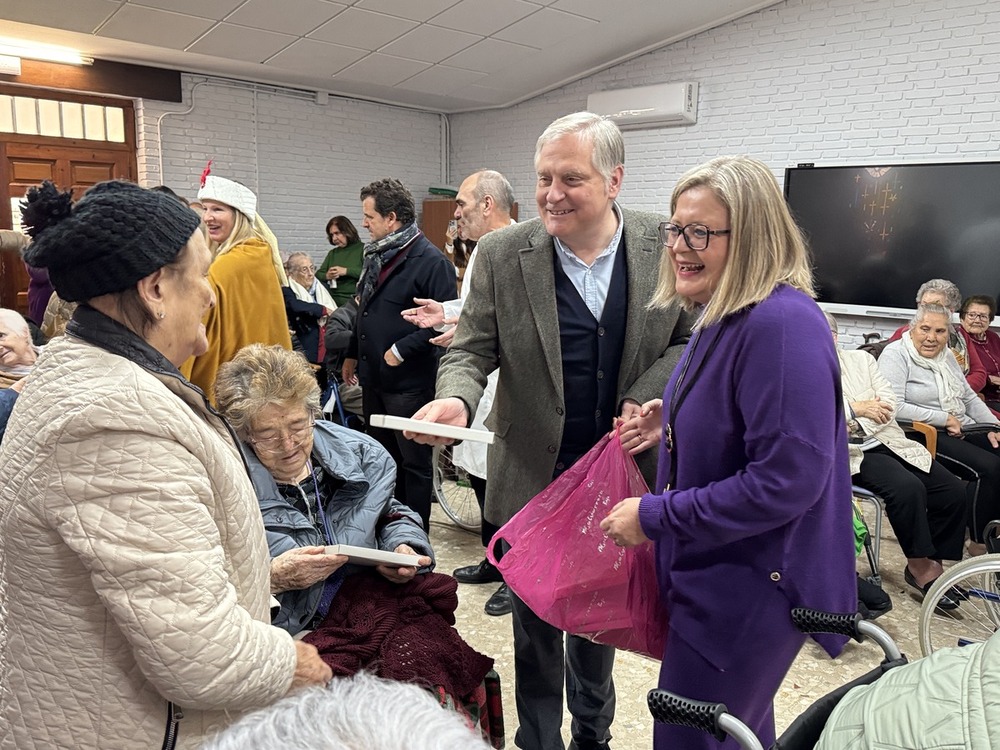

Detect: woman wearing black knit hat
0,180,331,750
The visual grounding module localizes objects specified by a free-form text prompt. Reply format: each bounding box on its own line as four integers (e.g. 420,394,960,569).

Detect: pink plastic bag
487,433,668,659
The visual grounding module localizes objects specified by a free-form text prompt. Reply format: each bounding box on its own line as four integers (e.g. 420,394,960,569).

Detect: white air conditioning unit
587,82,698,130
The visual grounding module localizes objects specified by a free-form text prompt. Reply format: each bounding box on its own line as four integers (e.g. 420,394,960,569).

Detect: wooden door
0,140,134,315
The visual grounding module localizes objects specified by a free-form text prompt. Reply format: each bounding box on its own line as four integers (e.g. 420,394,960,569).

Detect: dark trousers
470,474,500,549
855,445,967,560
510,590,616,750
935,432,1000,543
362,386,434,531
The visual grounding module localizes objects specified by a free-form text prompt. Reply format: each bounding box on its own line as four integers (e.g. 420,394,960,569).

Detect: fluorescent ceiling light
0,38,92,66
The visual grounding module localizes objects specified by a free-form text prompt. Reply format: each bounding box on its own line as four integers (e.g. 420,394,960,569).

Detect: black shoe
857,575,892,619
568,740,610,750
904,566,959,611
453,559,504,584
484,583,512,616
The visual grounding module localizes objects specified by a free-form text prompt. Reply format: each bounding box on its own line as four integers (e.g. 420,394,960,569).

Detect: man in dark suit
342,178,456,530
411,113,692,750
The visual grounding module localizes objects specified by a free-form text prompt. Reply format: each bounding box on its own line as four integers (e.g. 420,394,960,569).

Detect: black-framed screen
784,162,1000,315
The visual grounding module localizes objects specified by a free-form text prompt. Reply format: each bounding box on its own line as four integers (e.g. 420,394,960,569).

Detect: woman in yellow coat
181,172,292,401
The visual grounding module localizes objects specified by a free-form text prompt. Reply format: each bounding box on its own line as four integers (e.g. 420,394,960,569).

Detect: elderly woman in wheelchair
214,345,496,726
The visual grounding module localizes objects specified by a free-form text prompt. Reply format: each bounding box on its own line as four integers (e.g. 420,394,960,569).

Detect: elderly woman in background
879,303,1000,555
215,344,496,724
283,251,336,367
317,215,365,307
601,156,856,750
0,181,330,750
0,307,41,440
825,312,968,607
887,278,987,390
959,295,1000,410
0,307,41,389
180,170,292,401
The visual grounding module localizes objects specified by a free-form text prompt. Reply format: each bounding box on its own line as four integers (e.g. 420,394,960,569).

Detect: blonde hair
650,156,814,328
212,209,288,286
214,344,320,437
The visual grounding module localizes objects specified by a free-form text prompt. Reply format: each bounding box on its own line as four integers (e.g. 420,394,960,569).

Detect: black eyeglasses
965,312,992,321
658,221,731,251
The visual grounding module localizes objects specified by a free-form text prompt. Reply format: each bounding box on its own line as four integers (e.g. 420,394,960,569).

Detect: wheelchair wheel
433,445,481,532
918,553,1000,656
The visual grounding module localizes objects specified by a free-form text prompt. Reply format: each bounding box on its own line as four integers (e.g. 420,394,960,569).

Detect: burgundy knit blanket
303,570,494,699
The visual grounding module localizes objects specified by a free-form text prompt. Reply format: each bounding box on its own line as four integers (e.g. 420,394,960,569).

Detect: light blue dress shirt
553,202,624,321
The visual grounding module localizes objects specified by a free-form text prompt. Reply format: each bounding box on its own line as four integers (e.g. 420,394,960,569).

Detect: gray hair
214,344,321,436
822,311,838,334
915,278,961,311
534,112,624,185
203,672,493,750
0,308,29,339
471,170,516,214
284,251,312,269
911,302,953,331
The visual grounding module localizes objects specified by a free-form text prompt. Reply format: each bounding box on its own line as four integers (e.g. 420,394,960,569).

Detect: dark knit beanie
20,180,201,303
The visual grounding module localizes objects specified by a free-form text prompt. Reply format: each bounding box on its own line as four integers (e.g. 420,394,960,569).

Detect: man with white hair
402,169,517,617
411,113,691,750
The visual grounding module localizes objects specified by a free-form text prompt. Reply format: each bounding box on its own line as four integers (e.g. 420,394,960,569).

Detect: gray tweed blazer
436,207,693,526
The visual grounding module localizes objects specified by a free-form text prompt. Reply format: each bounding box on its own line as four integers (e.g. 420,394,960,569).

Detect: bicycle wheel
918,553,1000,656
433,444,481,532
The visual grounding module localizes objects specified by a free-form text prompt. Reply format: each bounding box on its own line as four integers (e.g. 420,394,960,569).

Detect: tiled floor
431,502,930,749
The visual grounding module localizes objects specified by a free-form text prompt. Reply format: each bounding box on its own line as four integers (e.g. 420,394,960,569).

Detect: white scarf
0,344,42,379
288,276,337,311
901,333,965,416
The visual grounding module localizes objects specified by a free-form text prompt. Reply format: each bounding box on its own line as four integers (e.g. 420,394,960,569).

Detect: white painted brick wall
447,0,1000,339
137,76,444,264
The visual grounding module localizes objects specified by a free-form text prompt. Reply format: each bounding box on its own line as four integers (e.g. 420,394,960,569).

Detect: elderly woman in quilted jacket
0,181,331,750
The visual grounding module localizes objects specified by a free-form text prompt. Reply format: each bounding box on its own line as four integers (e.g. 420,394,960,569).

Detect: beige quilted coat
0,329,298,749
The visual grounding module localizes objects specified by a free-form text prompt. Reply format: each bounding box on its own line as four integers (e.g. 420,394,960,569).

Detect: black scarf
358,223,420,306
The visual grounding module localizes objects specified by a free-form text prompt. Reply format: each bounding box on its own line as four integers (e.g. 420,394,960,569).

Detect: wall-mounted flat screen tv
784,162,1000,319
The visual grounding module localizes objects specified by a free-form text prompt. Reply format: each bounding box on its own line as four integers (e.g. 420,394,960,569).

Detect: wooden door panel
70,161,118,186
9,158,58,185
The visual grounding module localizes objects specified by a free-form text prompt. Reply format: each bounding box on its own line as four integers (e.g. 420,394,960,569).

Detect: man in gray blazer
411,112,691,750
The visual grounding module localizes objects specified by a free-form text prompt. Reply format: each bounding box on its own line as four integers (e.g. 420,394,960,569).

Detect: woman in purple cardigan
602,156,857,749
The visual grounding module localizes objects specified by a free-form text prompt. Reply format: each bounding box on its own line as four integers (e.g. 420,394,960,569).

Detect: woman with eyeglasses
215,344,497,726
317,216,364,307
283,251,337,367
959,295,1000,411
601,156,856,750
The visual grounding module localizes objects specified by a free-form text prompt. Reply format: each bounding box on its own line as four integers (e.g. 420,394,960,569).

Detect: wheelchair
647,608,907,750
432,444,481,532
918,520,1000,656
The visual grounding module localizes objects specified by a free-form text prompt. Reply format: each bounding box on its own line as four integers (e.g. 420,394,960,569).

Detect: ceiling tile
441,37,539,72
308,8,416,49
380,25,480,64
128,0,244,21
399,64,486,97
354,0,460,22
548,0,618,21
0,0,120,33
98,6,216,49
335,53,430,88
265,38,365,75
226,0,346,36
441,0,540,36
187,23,298,63
493,6,596,48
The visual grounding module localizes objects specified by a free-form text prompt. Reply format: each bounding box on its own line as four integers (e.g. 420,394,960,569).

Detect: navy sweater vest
553,238,628,471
